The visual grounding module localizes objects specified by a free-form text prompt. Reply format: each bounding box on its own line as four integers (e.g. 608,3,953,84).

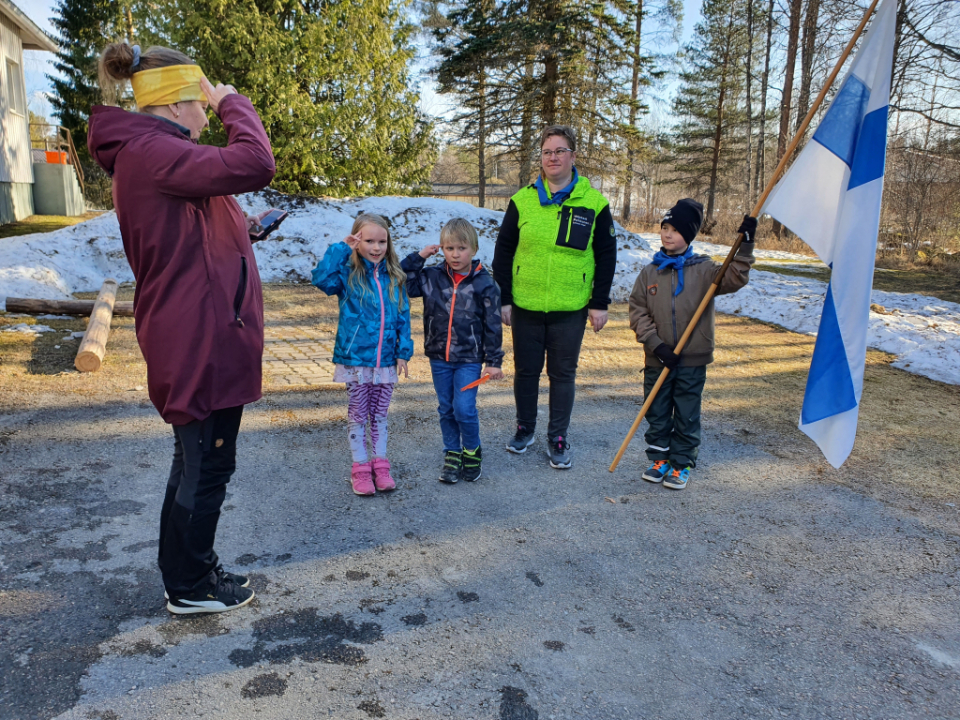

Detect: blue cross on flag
761,0,897,468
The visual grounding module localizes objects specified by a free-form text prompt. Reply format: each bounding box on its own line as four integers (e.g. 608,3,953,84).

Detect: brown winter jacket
628,243,755,367
88,95,276,424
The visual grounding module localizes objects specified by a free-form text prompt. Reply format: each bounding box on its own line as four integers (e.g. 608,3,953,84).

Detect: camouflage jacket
401,253,504,367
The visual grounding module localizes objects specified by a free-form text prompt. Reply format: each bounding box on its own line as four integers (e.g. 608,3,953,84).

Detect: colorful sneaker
165,564,249,600
507,424,536,454
351,461,376,495
547,436,572,469
371,457,396,492
461,446,482,482
439,450,462,484
642,460,671,483
167,573,255,615
663,465,691,490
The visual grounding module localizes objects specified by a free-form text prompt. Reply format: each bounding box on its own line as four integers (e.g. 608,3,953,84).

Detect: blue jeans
429,359,482,451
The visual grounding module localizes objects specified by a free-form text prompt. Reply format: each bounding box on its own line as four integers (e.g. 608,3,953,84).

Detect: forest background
31,0,960,268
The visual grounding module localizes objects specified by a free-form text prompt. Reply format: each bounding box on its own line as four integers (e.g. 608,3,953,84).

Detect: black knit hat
662,198,704,245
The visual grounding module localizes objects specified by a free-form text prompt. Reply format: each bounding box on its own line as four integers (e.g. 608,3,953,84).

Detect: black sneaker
548,436,572,469
439,450,462,484
164,564,249,600
506,424,536,454
167,573,255,615
461,446,482,482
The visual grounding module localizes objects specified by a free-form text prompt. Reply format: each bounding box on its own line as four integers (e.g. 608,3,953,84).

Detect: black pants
158,405,244,596
643,366,707,469
512,306,588,439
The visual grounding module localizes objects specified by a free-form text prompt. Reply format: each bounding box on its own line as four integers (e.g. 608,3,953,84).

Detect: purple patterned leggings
346,382,395,462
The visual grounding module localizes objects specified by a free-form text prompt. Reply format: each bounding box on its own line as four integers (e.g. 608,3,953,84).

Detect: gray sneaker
507,424,536,454
547,436,572,469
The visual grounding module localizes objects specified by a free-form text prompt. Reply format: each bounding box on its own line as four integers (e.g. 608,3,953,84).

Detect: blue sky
18,0,702,123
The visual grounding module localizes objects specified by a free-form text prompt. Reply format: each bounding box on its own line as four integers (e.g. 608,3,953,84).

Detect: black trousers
158,405,244,596
512,306,588,439
643,366,707,469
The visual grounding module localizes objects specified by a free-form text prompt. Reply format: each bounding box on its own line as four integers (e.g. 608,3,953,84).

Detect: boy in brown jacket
628,199,757,489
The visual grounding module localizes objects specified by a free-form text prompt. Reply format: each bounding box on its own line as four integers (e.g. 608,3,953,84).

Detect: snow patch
0,192,957,385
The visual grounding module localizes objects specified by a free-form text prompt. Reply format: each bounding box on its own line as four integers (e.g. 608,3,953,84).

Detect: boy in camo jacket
401,218,504,484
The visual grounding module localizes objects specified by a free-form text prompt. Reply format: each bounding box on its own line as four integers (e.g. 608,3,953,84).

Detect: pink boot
351,461,376,496
371,458,396,492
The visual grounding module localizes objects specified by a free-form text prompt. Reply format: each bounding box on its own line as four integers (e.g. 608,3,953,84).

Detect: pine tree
48,0,125,160
672,0,750,225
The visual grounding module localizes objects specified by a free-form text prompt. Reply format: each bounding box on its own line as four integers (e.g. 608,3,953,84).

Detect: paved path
262,325,336,386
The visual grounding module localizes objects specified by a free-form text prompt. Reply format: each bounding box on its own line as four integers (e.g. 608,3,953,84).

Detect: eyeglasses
541,148,573,159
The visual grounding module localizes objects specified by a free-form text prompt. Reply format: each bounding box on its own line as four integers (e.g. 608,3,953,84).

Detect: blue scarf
653,245,696,296
535,168,579,206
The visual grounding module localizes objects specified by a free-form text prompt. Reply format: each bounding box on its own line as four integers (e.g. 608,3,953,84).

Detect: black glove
737,215,758,243
653,343,681,370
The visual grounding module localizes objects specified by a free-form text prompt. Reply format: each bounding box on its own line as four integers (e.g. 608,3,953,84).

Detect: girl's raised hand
397,359,409,379
344,233,362,250
419,244,441,259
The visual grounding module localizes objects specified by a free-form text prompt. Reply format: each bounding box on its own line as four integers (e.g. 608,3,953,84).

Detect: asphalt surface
1,378,958,720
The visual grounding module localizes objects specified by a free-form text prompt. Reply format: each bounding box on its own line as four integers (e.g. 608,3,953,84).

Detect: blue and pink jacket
312,242,414,367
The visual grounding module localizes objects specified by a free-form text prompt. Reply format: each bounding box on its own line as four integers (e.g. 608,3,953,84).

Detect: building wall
0,13,33,186
0,180,33,223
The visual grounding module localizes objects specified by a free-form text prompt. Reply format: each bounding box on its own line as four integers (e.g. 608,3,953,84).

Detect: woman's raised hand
200,77,237,114
419,244,441,259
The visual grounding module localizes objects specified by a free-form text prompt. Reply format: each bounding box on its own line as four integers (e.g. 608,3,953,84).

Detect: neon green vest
511,176,610,312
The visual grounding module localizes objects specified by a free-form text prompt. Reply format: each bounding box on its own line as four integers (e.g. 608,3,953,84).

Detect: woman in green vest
492,125,617,469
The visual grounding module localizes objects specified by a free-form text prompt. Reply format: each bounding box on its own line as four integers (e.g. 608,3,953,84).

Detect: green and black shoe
439,450,462,484
461,446,482,482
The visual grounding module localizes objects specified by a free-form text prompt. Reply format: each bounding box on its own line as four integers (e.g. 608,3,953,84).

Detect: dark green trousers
643,365,707,469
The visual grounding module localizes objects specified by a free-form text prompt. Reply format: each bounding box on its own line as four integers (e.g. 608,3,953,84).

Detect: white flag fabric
762,0,897,468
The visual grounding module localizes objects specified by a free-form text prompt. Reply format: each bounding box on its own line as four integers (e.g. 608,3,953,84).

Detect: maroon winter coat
87,95,276,425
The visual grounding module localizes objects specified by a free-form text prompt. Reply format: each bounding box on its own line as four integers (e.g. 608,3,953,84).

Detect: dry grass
0,212,104,239
2,284,957,509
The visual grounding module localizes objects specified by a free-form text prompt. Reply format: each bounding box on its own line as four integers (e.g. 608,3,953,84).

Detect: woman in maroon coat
88,43,276,615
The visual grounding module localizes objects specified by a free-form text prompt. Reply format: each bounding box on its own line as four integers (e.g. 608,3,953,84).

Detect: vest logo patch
648,284,658,296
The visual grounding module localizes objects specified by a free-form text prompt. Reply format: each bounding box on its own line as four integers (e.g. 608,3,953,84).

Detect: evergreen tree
672,0,750,225
48,0,125,159
164,0,435,196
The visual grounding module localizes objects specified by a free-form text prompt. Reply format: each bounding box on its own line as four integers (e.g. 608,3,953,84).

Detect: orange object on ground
460,374,491,392
45,151,68,164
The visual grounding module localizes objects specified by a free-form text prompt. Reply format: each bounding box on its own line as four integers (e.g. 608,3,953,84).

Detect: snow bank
1,191,957,385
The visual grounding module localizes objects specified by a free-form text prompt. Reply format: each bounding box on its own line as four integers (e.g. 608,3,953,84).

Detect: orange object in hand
460,375,491,392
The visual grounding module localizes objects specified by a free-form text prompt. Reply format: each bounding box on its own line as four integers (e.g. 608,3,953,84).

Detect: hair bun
100,42,138,81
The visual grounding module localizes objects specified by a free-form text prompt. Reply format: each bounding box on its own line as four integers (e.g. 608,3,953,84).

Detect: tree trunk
4,297,133,316
622,0,644,222
75,279,118,373
754,0,774,202
794,0,821,136
541,1,559,125
478,64,487,209
772,0,803,238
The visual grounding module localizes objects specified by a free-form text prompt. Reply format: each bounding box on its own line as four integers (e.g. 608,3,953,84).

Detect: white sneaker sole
167,589,255,615
506,436,535,454
641,473,665,483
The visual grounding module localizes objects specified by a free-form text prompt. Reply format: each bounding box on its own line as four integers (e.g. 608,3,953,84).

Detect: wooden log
5,297,134,317
75,279,118,373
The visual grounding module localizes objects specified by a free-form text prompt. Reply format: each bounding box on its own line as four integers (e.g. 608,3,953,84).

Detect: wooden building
0,0,57,224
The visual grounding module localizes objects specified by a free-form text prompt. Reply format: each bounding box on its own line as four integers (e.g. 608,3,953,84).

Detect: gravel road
1,354,958,719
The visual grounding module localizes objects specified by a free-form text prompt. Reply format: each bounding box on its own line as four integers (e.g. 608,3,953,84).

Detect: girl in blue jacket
312,213,413,496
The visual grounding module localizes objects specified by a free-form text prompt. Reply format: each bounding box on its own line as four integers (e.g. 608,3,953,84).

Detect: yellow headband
131,64,207,108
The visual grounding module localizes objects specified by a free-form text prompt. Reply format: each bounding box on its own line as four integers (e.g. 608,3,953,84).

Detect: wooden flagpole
609,0,884,472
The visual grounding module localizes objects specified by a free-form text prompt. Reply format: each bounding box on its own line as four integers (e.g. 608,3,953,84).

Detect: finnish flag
762,0,896,468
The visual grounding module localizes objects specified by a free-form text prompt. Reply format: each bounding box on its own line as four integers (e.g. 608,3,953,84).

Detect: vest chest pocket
556,206,595,251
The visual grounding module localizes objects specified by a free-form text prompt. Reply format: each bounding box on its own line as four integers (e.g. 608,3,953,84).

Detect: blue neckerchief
535,168,579,206
653,245,696,296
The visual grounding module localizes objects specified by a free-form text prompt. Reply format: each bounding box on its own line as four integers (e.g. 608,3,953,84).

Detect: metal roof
0,0,57,52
